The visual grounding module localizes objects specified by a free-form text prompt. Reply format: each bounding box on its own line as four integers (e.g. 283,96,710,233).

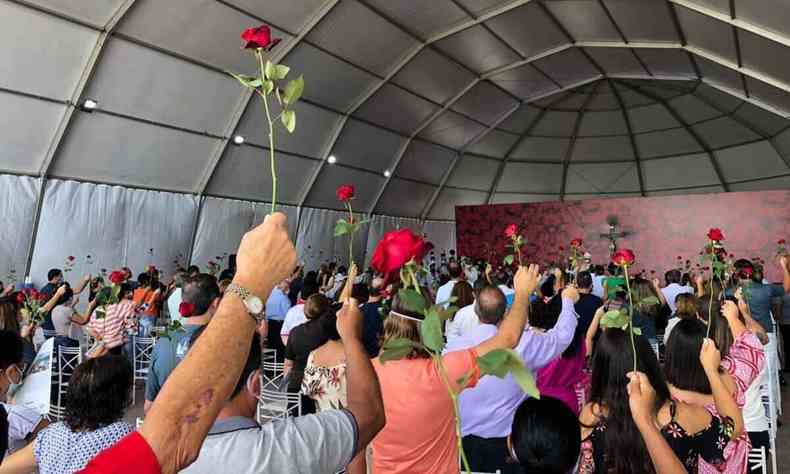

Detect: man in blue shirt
144,274,220,412
732,258,790,333
264,280,292,361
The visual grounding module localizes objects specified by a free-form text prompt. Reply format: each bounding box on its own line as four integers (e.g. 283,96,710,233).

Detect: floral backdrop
456,190,790,282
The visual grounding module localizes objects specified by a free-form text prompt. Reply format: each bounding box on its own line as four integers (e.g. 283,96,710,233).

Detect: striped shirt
88,300,137,349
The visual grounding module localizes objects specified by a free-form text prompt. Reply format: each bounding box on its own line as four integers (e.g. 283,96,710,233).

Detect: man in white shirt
167,271,186,325
280,282,319,345
660,269,693,314
436,262,463,307
591,265,606,299
446,280,487,343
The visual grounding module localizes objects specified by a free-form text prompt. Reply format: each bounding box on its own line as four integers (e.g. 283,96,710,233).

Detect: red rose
241,25,281,50
611,249,635,266
504,224,517,238
570,238,583,248
707,228,724,242
67,256,75,261
109,271,125,285
559,245,565,251
729,254,734,258
16,292,25,305
677,256,682,260
370,229,428,279
740,267,754,278
780,239,787,245
336,184,355,202
208,261,216,267
179,302,195,318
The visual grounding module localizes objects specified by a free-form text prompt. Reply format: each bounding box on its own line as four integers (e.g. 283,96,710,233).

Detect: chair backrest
747,446,767,472
261,348,278,363
133,336,157,372
260,360,285,390
257,387,301,424
49,345,83,421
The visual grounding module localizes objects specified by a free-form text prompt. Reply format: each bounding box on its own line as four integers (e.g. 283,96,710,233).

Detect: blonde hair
674,293,698,319
381,289,431,359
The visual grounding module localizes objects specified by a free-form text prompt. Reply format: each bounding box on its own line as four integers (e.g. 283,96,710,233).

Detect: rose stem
435,354,472,473
346,201,354,266
624,265,637,372
257,50,277,214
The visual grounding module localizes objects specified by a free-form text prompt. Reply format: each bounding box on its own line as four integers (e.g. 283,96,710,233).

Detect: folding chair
760,381,778,474
261,359,285,391
747,446,768,473
132,336,156,405
257,387,301,424
48,345,82,421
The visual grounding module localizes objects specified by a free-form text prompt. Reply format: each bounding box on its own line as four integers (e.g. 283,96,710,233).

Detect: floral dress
579,401,735,473
300,351,347,411
699,331,764,474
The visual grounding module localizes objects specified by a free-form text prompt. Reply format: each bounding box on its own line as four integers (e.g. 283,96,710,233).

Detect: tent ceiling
2,0,790,220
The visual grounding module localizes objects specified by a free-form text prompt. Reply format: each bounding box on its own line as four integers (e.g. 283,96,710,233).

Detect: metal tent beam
617,79,730,191
608,78,647,196
24,0,140,277
560,81,602,201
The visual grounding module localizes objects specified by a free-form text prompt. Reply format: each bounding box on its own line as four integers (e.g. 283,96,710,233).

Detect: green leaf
264,60,276,80
503,254,514,266
477,349,540,399
639,296,660,306
632,326,642,336
380,338,422,363
248,78,263,88
456,369,475,390
334,219,353,237
397,288,427,314
599,309,629,330
437,305,459,322
420,309,444,353
110,284,121,302
275,87,282,105
281,109,296,133
262,80,274,95
274,64,290,80
228,71,258,89
283,75,304,105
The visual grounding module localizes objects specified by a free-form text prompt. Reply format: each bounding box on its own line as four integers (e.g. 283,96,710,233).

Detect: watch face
246,296,264,315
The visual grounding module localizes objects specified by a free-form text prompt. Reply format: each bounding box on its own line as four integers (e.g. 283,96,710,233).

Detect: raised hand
336,298,363,342
234,212,296,297
514,264,540,297
699,338,721,373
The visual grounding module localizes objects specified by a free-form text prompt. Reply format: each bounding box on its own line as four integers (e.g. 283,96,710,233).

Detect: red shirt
78,432,160,474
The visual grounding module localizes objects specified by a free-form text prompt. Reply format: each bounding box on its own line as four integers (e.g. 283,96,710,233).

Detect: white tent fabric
0,175,39,284
3,0,790,278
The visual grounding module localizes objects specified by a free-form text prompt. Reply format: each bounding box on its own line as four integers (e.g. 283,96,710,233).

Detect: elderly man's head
475,286,507,325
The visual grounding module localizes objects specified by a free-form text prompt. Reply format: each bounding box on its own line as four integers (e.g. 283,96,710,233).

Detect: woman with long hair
579,328,742,473
443,281,474,340
665,296,764,474
663,292,699,344
369,265,540,474
1,355,133,473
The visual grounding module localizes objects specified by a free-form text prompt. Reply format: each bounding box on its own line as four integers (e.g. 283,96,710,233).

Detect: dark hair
540,275,557,299
351,283,369,302
451,281,474,309
319,312,340,342
0,330,23,370
64,355,132,431
607,263,620,276
56,284,74,307
448,262,462,279
510,396,581,474
589,329,670,474
0,300,20,334
664,319,710,394
303,271,318,286
337,266,347,275
734,259,757,283
305,294,331,320
137,273,151,287
475,286,506,325
577,271,593,290
182,274,220,316
665,269,682,285
187,265,200,275
674,293,698,319
47,269,62,281
300,281,319,300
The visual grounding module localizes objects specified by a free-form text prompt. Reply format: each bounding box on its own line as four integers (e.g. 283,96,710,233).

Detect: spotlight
327,155,337,164
81,99,98,112
233,135,245,145
383,169,391,177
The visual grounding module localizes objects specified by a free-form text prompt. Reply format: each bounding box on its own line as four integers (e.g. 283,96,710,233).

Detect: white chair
262,348,278,363
48,345,82,421
132,336,156,405
136,417,144,430
760,385,778,474
257,387,301,424
747,446,768,473
261,359,285,391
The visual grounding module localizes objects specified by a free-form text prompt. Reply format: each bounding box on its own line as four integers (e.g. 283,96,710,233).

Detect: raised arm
721,300,746,340
336,298,385,466
735,292,768,344
780,256,790,293
700,338,744,439
73,274,91,294
628,372,688,474
139,213,296,474
475,264,540,357
40,285,67,314
651,278,668,306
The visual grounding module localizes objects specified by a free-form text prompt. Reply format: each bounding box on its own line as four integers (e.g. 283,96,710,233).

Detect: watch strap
226,283,263,322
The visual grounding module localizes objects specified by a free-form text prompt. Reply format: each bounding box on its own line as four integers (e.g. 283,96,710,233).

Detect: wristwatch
225,283,264,322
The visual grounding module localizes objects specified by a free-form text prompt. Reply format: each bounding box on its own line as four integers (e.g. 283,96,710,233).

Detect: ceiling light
383,170,391,177
233,135,245,145
327,155,337,164
81,99,98,112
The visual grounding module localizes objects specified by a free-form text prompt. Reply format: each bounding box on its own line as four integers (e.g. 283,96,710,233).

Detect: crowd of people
0,212,788,474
